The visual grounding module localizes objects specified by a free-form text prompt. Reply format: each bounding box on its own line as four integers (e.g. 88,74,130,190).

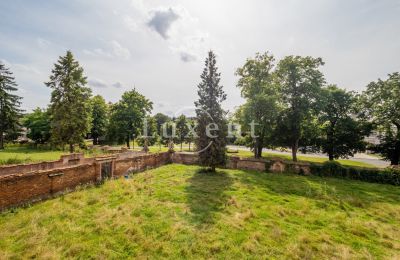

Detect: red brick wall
0,152,171,210
0,164,96,209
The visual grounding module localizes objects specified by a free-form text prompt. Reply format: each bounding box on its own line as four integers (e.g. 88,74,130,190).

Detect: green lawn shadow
185,168,233,227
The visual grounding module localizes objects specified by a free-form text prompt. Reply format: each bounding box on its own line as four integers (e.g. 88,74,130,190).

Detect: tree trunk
93,136,98,145
69,143,74,153
189,141,191,151
292,139,299,162
132,138,135,150
0,131,4,150
211,166,216,172
254,138,258,158
328,153,334,161
180,141,183,151
126,136,130,149
390,141,400,165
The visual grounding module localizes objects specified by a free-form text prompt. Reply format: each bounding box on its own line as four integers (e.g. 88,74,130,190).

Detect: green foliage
235,52,281,158
175,114,189,151
137,116,157,146
195,51,227,171
362,72,400,165
107,89,152,148
23,108,51,144
310,161,400,185
275,56,325,161
318,85,371,160
45,51,92,153
0,62,23,149
90,95,108,145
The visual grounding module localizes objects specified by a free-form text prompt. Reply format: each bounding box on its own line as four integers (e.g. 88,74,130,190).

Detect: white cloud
83,41,130,60
88,78,108,88
111,41,131,60
88,79,125,89
36,37,51,49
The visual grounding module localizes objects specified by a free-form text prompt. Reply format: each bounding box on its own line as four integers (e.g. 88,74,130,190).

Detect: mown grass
1,164,399,259
235,150,376,168
0,146,107,165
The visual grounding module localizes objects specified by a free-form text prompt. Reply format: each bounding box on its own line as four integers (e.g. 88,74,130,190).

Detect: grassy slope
1,164,399,259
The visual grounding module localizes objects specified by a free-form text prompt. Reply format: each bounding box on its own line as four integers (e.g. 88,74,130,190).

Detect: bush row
309,161,400,186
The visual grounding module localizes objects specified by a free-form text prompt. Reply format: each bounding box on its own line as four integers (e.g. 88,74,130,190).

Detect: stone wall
171,152,311,174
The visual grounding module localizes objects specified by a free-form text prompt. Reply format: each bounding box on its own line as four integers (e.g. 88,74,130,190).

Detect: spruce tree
195,51,227,172
45,51,92,153
0,62,22,149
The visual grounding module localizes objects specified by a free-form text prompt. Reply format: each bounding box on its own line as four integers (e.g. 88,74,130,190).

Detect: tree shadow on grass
185,168,233,227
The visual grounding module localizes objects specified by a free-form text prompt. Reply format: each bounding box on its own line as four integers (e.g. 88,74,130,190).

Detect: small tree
23,108,51,145
0,62,22,149
46,51,92,153
195,51,227,172
90,95,108,145
275,56,325,161
362,72,400,165
137,115,157,146
186,118,196,151
108,89,152,149
153,113,171,148
175,114,189,151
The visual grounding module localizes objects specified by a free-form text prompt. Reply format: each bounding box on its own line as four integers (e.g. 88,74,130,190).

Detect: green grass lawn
0,146,106,165
1,164,399,259
234,150,376,168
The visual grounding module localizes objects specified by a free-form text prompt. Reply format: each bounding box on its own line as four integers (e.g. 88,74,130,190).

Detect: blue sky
1,0,399,115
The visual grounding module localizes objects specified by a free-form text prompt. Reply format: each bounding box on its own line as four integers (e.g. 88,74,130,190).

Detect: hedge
309,161,400,186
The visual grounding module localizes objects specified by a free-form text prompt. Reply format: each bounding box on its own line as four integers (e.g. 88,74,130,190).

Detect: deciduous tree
90,95,108,145
235,52,281,158
275,56,325,161
318,85,370,160
362,72,400,165
23,108,51,145
108,89,152,149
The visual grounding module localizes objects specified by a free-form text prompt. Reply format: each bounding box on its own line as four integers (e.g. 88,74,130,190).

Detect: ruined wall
0,151,311,210
0,163,96,209
171,152,311,174
0,152,171,210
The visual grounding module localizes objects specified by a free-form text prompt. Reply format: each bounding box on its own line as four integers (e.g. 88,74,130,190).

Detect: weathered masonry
0,151,311,210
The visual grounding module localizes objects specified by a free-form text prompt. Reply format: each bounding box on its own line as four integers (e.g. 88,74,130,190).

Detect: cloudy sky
1,0,399,116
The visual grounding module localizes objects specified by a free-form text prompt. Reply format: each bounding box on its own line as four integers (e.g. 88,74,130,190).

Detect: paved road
227,145,390,168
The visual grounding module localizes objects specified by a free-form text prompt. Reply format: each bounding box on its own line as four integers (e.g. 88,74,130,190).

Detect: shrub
310,161,400,186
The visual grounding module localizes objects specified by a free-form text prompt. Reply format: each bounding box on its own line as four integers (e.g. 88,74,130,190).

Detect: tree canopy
362,72,400,165
195,51,227,171
45,51,92,153
0,62,22,149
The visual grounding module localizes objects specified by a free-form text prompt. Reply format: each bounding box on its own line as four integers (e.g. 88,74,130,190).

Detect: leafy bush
310,161,400,185
0,157,32,166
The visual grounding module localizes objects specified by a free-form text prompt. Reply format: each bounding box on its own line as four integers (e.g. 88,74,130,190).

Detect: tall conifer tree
0,62,22,149
45,51,92,153
195,51,227,172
